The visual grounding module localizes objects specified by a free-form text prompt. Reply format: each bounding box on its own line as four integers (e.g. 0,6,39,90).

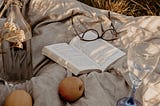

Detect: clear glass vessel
1,0,33,82
117,42,160,106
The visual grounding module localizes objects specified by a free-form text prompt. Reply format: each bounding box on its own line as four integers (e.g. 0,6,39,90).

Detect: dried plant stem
106,0,111,10
0,0,13,18
78,0,159,16
130,0,147,10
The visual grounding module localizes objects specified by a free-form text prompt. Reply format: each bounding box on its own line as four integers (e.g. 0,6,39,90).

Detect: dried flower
1,21,25,49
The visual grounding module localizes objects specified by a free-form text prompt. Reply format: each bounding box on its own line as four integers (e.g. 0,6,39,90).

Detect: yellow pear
5,90,32,106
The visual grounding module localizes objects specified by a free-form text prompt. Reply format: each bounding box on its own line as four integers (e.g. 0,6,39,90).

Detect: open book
42,31,126,75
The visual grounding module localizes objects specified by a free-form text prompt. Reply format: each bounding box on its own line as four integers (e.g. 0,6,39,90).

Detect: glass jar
1,0,33,82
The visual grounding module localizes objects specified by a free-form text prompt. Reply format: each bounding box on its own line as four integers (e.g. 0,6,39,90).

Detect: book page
70,31,126,71
42,43,101,75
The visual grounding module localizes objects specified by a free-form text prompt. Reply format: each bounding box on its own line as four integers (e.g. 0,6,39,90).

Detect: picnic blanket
0,0,160,106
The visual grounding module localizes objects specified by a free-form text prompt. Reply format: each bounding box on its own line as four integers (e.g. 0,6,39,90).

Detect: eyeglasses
71,11,119,41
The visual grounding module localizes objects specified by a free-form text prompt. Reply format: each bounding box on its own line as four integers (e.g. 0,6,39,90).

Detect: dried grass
78,0,160,16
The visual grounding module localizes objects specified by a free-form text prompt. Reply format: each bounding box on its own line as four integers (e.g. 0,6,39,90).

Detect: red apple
58,76,84,102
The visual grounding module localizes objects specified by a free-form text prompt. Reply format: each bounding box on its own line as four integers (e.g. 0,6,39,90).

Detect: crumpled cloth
0,0,160,106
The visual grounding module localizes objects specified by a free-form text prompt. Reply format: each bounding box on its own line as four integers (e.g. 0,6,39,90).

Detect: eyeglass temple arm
108,12,118,37
71,11,83,40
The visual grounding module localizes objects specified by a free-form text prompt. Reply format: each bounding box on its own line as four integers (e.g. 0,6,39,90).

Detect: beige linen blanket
0,0,160,106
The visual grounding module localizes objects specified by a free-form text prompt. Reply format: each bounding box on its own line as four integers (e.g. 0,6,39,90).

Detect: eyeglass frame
71,11,119,41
